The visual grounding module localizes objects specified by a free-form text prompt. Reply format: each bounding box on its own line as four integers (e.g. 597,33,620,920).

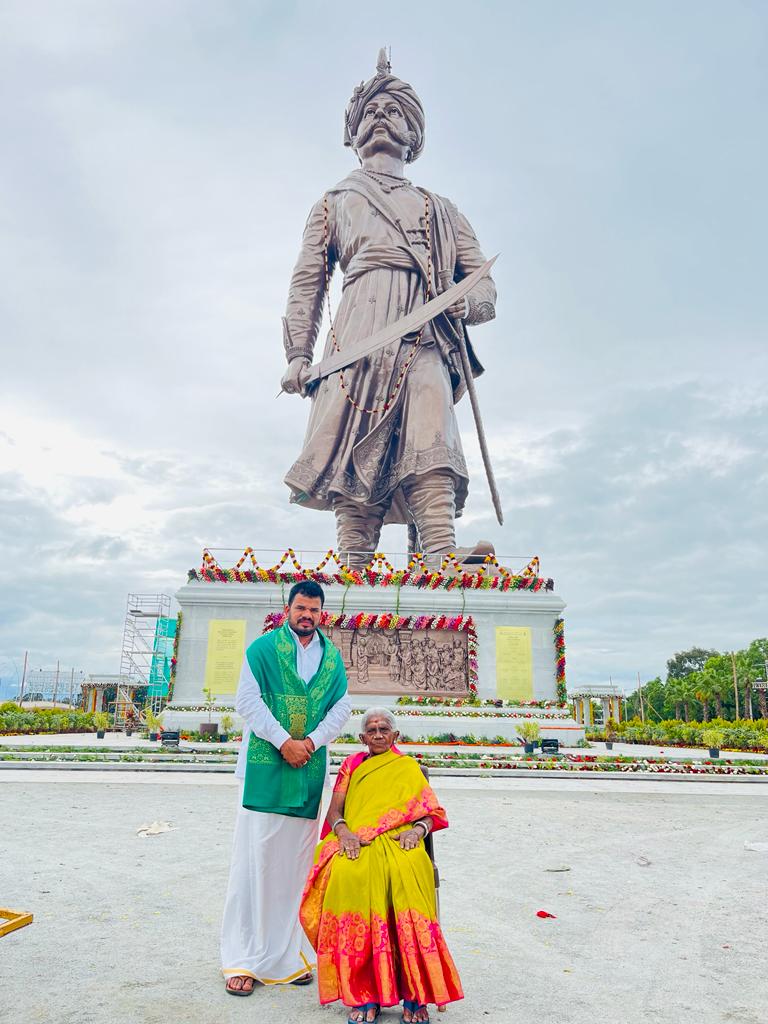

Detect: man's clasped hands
279,737,315,768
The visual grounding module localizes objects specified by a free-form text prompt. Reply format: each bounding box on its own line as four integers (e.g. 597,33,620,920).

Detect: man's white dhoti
220,628,351,986
221,797,318,983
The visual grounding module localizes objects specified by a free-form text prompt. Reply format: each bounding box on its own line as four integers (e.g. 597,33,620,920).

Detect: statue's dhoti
286,340,468,564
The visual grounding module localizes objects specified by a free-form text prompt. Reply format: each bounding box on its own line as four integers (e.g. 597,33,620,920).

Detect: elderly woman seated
299,707,463,1024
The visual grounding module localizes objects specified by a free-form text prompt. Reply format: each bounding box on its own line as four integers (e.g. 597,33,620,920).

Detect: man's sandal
401,1000,429,1023
225,975,255,996
348,1003,381,1023
290,972,314,986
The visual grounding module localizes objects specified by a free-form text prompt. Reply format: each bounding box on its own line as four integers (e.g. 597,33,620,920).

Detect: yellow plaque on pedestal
495,626,533,700
204,619,247,696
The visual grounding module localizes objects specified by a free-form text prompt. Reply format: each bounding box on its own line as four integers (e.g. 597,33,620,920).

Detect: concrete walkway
1,774,766,1024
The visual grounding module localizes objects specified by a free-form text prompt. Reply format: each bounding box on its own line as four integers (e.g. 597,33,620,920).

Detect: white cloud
1,1,767,688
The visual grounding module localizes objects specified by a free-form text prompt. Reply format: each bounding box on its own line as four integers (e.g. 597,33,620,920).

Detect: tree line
625,640,768,722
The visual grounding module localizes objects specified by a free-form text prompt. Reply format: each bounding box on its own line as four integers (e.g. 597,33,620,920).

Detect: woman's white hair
360,707,397,732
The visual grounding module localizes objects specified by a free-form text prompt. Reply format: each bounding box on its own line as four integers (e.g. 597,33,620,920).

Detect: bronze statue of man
280,51,497,565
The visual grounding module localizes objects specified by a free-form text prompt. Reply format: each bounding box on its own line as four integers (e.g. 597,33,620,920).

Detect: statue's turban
344,50,425,162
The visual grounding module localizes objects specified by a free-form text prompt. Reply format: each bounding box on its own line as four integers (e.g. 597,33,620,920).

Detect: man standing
221,580,351,995
280,50,497,565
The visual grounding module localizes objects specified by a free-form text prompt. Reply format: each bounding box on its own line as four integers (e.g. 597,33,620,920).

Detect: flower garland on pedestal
189,547,555,593
262,610,478,696
554,617,566,703
167,611,182,703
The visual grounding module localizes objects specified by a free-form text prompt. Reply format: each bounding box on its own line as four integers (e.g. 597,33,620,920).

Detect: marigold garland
262,610,479,695
190,548,554,593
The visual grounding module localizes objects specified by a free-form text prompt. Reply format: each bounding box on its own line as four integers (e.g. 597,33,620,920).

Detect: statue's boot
453,540,496,564
333,497,386,569
402,469,456,570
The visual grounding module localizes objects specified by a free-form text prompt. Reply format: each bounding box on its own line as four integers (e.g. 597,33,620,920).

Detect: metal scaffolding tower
118,594,174,723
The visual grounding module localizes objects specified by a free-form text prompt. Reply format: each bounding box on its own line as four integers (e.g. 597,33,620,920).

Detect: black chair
418,765,440,902
419,764,447,1013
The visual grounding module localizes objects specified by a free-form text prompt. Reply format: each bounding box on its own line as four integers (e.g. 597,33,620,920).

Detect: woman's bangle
330,817,347,833
413,820,429,838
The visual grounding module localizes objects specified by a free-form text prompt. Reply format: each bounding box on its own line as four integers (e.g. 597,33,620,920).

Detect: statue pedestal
164,573,581,743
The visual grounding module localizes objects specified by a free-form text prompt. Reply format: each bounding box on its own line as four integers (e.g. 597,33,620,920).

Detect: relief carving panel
327,625,470,696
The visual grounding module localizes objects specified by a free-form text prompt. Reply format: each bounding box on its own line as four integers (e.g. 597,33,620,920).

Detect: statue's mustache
355,117,412,148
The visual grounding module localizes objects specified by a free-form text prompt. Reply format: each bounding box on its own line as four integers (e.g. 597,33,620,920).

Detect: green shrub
587,718,768,752
0,707,98,734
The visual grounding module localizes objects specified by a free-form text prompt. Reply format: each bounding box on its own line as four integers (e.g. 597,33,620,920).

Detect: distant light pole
18,651,28,705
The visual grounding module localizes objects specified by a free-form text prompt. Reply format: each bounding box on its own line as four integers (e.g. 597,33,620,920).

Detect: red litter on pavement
536,910,557,919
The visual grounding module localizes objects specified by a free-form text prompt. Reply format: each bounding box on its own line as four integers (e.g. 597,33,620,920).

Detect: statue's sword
305,254,498,384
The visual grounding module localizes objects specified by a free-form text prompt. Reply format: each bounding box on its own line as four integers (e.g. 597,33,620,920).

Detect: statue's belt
306,255,497,385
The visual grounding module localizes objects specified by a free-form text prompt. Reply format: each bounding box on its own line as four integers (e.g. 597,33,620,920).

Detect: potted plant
144,706,162,741
518,720,540,754
702,728,724,759
93,711,110,739
124,708,137,738
604,717,619,751
219,713,234,743
200,687,219,738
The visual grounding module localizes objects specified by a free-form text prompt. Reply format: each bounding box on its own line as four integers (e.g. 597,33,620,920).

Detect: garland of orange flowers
191,548,554,592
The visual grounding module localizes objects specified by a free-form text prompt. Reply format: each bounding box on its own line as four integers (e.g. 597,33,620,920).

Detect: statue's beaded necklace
322,191,433,416
361,168,411,191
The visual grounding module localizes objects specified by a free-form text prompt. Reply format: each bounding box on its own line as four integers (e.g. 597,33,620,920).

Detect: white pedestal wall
169,579,566,710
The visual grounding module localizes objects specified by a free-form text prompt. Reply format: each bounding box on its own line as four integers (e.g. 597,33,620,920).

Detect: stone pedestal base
164,576,573,737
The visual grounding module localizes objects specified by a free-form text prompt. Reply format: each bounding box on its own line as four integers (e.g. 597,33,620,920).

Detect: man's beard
354,117,412,150
291,618,316,636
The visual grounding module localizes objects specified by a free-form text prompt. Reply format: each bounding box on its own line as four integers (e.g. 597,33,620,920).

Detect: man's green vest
242,621,347,819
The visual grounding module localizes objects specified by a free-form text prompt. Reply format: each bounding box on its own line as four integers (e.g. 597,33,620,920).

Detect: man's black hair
287,580,325,606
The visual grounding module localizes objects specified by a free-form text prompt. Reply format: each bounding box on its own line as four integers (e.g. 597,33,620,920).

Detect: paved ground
1,774,767,1024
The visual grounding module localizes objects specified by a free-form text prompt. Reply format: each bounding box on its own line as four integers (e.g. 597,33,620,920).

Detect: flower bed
394,697,568,709
179,730,243,743
406,751,768,775
169,704,236,714
351,707,571,720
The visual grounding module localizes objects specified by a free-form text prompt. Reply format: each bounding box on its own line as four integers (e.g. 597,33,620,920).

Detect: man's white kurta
220,628,352,983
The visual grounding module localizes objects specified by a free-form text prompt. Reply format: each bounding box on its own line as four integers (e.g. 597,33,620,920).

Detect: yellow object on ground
0,909,33,937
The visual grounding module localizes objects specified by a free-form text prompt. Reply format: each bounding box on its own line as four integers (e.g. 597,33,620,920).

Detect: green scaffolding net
147,616,177,698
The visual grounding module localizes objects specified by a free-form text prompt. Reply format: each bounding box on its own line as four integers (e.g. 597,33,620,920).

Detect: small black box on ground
540,738,559,755
161,730,180,748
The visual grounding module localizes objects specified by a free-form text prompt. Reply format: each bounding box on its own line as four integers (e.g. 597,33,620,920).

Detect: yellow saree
299,749,463,1009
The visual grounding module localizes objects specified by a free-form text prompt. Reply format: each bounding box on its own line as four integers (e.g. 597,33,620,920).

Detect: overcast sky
1,0,766,696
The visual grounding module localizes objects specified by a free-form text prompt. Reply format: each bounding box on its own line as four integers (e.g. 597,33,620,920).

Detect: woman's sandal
347,1003,381,1023
401,999,429,1023
225,975,255,997
289,972,314,986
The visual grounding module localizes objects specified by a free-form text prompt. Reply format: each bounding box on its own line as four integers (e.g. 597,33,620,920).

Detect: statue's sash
242,623,348,818
327,171,485,388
